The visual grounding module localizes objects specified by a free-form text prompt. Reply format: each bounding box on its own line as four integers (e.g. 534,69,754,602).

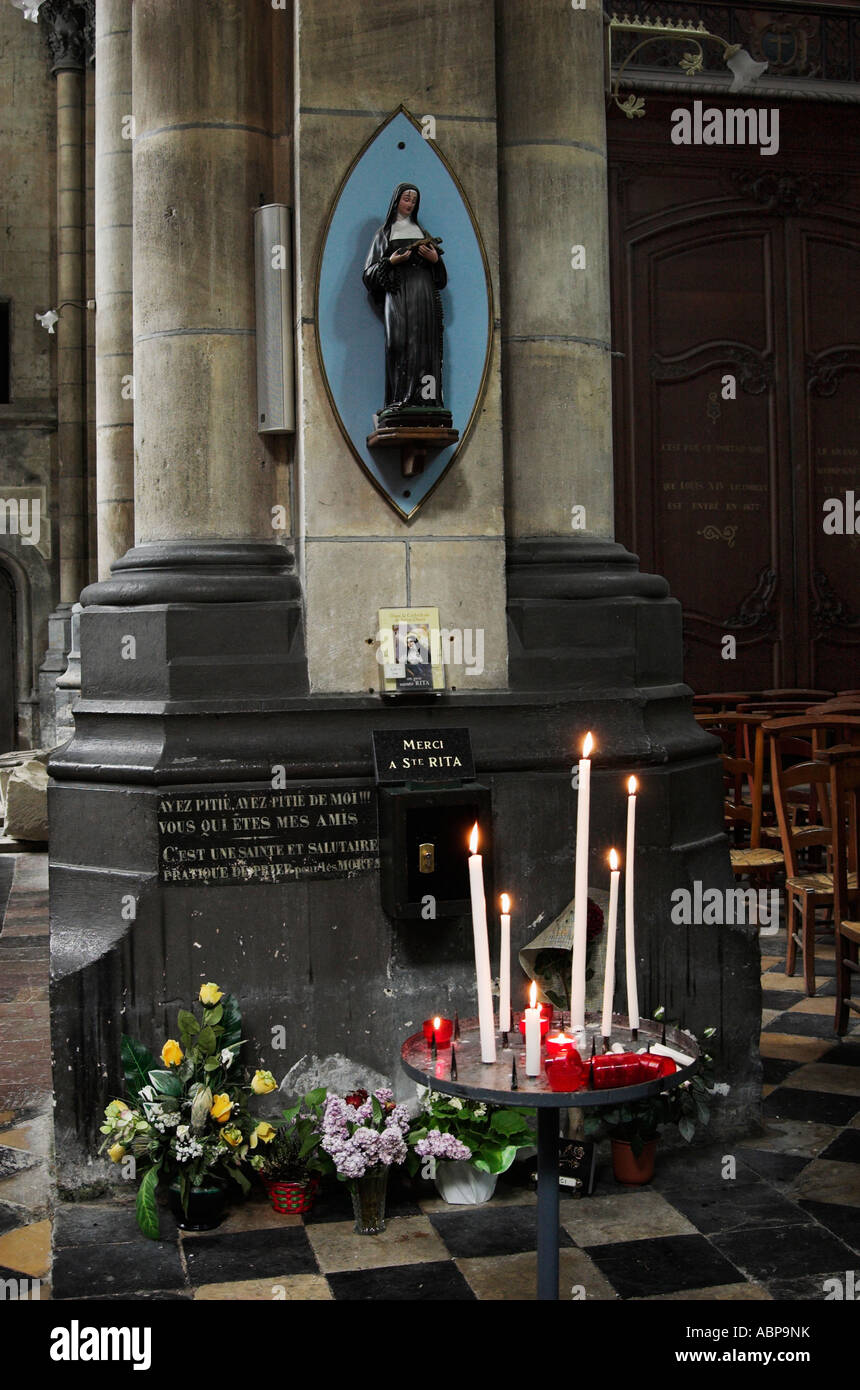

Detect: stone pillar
130,0,271,547
94,0,133,580
294,0,508,693
497,0,612,541
39,0,92,601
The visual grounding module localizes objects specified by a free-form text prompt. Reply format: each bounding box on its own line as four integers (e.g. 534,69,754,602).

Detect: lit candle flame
609,848,619,872
628,775,638,795
583,731,594,759
529,981,537,1009
433,1015,441,1031
469,822,479,855
500,892,511,914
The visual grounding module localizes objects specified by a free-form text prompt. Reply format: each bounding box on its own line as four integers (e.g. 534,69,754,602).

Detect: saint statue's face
397,188,418,217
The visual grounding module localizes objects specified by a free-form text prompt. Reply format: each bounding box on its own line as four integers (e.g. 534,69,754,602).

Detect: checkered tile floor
1,853,859,1300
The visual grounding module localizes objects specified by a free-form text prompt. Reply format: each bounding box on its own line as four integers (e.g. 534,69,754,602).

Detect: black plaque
372,727,474,784
158,785,379,885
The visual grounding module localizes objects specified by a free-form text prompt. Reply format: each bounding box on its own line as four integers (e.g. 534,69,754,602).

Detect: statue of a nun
363,183,450,422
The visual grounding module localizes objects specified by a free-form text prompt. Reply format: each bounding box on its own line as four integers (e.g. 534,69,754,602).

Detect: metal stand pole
536,1107,560,1300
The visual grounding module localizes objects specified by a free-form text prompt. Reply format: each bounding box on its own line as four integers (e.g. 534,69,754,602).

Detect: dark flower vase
348,1166,389,1235
167,1179,228,1231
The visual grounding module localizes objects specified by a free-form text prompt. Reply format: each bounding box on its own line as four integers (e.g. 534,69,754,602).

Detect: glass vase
348,1165,389,1235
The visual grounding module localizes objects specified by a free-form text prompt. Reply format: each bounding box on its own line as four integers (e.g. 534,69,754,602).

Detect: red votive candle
590,1051,643,1090
422,1016,454,1048
518,1013,550,1039
544,1051,587,1093
545,1030,577,1059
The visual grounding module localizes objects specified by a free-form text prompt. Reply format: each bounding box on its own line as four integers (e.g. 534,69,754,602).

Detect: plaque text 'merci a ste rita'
158,787,379,885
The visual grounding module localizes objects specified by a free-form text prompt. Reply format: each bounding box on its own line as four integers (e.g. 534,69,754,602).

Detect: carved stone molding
812,570,860,638
807,349,860,398
730,169,845,215
726,566,778,634
38,0,94,73
650,344,774,395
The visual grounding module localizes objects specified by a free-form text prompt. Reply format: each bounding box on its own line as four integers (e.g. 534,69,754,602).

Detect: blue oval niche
316,108,493,522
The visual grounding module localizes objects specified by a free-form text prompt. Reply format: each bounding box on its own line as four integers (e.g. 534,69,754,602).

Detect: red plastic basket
263,1176,319,1214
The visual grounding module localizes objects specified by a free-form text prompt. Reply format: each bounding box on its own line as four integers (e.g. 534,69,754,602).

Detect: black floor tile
584,1233,744,1300
762,990,807,1011
762,1087,860,1126
427,1204,573,1259
77,1291,194,1301
54,1201,178,1248
737,1151,814,1187
819,1129,860,1164
763,1010,841,1038
798,1200,860,1254
0,1203,31,1238
0,1147,37,1180
818,1042,860,1067
665,1180,814,1236
328,1260,476,1301
761,1057,803,1086
764,1270,848,1300
183,1225,317,1285
651,1146,762,1194
52,1237,186,1298
711,1220,855,1283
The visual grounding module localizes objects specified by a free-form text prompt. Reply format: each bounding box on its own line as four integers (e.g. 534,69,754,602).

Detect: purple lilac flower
415,1129,472,1161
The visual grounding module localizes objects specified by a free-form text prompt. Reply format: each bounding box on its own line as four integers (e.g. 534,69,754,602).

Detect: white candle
570,732,593,1032
467,823,497,1064
524,980,541,1076
651,1041,695,1068
601,849,621,1040
499,893,511,1033
625,776,640,1030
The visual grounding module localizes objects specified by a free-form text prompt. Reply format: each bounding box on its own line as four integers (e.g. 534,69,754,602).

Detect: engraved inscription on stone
158,786,379,885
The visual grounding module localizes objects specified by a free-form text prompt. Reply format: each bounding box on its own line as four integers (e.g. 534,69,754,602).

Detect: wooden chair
762,689,834,702
768,732,854,994
820,747,860,1036
698,713,784,878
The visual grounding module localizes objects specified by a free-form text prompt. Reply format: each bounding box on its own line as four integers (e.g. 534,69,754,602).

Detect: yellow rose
210,1093,232,1124
107,1143,126,1163
251,1121,276,1149
221,1126,243,1148
161,1039,184,1067
199,982,223,1006
251,1069,277,1095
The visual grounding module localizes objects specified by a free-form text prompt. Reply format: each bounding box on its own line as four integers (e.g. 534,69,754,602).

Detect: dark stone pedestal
48,537,760,1192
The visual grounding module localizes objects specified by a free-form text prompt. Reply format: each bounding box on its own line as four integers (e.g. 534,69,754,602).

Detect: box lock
419,842,435,874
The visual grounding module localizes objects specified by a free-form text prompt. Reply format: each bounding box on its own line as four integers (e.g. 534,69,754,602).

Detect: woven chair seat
786,871,858,896
730,847,784,870
838,920,860,943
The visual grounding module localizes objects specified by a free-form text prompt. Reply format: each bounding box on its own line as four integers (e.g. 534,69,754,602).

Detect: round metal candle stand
401,1013,700,1301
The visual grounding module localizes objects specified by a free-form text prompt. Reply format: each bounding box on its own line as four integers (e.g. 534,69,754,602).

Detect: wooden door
610,97,860,693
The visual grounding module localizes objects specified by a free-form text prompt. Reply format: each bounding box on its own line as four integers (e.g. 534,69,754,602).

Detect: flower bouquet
98,981,278,1238
407,1089,535,1203
318,1088,410,1233
250,1086,330,1214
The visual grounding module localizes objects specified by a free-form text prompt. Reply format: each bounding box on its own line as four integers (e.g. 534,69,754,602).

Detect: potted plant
98,981,278,1237
407,1088,536,1204
584,1027,717,1185
250,1086,330,1214
317,1088,411,1234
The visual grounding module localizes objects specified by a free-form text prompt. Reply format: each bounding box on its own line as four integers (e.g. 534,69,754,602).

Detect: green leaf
678,1115,696,1143
204,1003,223,1026
226,1166,251,1195
280,1103,300,1126
204,1056,221,1072
371,1096,383,1124
147,1069,182,1097
135,1166,160,1240
304,1087,327,1109
196,1025,216,1058
489,1110,532,1138
219,994,242,1052
121,1035,158,1106
177,1009,200,1038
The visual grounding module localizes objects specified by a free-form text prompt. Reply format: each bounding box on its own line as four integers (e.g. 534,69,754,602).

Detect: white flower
220,1048,235,1068
449,1097,463,1110
473,1103,487,1118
